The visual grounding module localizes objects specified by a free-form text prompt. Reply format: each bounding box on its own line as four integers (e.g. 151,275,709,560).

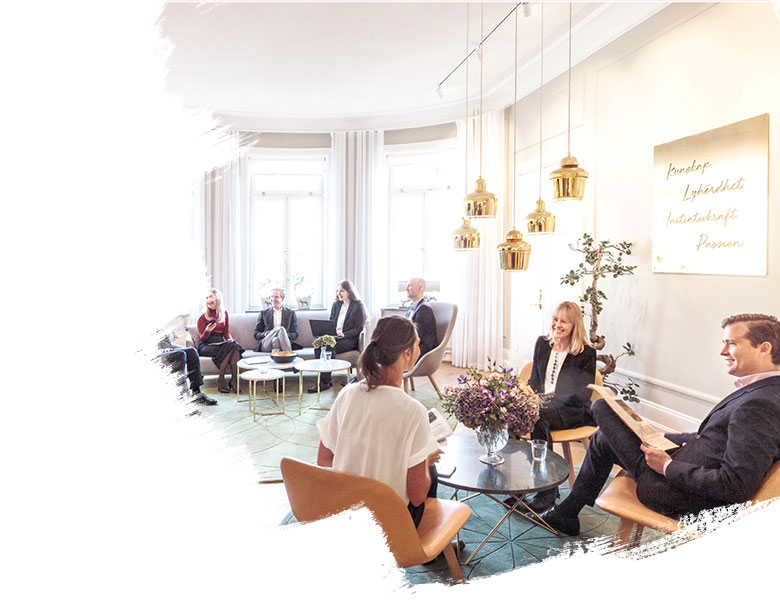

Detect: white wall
505,3,780,431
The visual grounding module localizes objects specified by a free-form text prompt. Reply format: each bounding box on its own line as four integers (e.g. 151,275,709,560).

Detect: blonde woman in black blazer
519,301,597,512
308,280,366,392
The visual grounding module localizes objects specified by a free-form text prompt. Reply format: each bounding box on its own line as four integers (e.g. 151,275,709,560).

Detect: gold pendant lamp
498,8,530,271
550,3,588,201
454,3,480,251
527,3,555,235
464,3,498,219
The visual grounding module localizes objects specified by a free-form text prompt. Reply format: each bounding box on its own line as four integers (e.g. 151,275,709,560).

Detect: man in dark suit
253,288,300,352
405,277,438,357
531,313,780,535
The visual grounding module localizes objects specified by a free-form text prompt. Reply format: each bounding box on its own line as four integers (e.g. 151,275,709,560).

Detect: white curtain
450,109,506,369
197,129,242,313
328,130,386,322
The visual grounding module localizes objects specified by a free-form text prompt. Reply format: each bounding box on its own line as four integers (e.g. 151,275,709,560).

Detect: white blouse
544,349,568,395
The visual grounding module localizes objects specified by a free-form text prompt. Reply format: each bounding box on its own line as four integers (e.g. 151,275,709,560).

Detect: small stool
240,368,286,422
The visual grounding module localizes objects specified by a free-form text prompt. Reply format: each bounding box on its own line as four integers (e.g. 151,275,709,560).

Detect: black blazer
636,376,780,516
528,336,596,410
328,300,365,340
407,299,438,357
253,306,300,351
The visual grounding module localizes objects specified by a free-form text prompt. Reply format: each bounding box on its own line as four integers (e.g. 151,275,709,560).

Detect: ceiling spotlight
436,84,444,99
523,2,531,18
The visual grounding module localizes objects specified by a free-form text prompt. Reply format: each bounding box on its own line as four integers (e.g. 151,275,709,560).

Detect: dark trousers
314,337,359,383
564,398,699,518
158,348,203,394
407,465,439,528
531,403,595,444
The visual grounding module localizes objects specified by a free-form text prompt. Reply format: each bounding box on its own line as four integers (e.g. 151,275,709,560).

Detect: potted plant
313,334,337,361
561,233,639,401
442,360,541,465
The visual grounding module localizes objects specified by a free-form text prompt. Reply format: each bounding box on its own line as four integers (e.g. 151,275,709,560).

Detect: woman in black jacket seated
308,280,366,392
516,301,597,512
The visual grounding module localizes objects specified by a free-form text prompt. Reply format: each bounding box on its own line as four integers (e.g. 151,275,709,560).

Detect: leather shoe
525,488,559,513
524,507,580,536
307,382,332,393
193,393,218,406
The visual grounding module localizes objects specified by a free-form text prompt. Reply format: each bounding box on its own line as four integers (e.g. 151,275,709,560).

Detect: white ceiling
159,2,673,131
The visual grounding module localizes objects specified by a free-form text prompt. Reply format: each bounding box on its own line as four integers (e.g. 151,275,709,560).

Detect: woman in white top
517,301,596,512
316,316,441,527
309,280,366,392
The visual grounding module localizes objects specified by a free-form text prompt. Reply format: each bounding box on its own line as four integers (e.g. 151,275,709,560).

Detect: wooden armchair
403,302,458,400
280,457,471,583
596,461,780,550
519,361,603,486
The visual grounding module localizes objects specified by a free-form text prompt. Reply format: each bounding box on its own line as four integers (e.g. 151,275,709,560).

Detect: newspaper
427,408,453,444
588,384,679,451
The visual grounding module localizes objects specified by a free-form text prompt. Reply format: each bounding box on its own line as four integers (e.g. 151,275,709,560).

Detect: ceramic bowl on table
270,350,298,364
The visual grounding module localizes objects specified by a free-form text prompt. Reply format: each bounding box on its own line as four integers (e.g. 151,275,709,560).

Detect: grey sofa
186,310,365,376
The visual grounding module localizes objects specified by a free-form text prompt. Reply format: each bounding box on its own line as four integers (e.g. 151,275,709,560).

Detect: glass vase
321,347,332,363
476,424,509,465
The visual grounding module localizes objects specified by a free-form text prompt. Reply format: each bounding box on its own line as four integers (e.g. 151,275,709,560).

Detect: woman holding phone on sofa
308,280,365,393
197,288,245,393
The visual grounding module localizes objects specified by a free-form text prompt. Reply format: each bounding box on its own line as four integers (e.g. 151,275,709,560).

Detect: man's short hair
721,313,780,365
410,277,426,291
271,288,285,298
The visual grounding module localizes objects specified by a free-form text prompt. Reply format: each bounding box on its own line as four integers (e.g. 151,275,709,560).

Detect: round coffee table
239,368,286,422
437,430,570,564
296,358,352,414
237,356,303,401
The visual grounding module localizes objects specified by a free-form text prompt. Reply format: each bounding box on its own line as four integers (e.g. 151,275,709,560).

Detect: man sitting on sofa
528,313,780,535
254,288,301,352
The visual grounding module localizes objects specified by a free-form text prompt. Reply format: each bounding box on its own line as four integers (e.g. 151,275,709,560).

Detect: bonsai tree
561,233,639,401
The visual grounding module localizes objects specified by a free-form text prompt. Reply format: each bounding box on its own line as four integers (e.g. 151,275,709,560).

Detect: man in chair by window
254,288,301,352
528,313,780,536
405,277,438,358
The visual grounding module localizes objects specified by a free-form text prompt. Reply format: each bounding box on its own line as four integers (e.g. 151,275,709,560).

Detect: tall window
247,155,326,309
386,147,460,304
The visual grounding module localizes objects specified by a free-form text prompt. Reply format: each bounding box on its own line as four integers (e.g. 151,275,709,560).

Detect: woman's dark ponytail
358,316,416,390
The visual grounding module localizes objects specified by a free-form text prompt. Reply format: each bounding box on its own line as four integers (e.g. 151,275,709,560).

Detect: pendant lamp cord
512,8,517,229
465,3,469,196
567,2,572,156
538,3,544,199
479,2,484,178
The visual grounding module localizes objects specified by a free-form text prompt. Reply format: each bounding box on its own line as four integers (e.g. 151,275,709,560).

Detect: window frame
241,149,329,312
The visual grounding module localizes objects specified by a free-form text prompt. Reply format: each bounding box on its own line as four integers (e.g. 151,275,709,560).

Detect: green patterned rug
197,374,449,482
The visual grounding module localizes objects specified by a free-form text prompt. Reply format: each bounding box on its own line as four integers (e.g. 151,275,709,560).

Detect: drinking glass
531,439,547,462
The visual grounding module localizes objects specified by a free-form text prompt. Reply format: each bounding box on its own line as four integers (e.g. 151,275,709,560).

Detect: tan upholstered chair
403,302,458,399
519,361,603,486
280,457,471,583
596,461,780,550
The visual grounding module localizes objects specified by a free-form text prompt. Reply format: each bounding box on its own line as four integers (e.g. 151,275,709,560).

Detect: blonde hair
202,288,226,323
547,301,590,355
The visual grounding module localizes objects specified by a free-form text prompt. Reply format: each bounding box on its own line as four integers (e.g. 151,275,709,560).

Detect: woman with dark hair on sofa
316,316,441,527
196,288,245,393
308,279,366,392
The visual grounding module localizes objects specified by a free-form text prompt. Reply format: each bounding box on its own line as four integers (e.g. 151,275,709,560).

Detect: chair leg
428,375,444,400
562,442,576,487
442,541,465,584
403,379,409,393
613,518,638,551
629,524,645,549
410,377,416,391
